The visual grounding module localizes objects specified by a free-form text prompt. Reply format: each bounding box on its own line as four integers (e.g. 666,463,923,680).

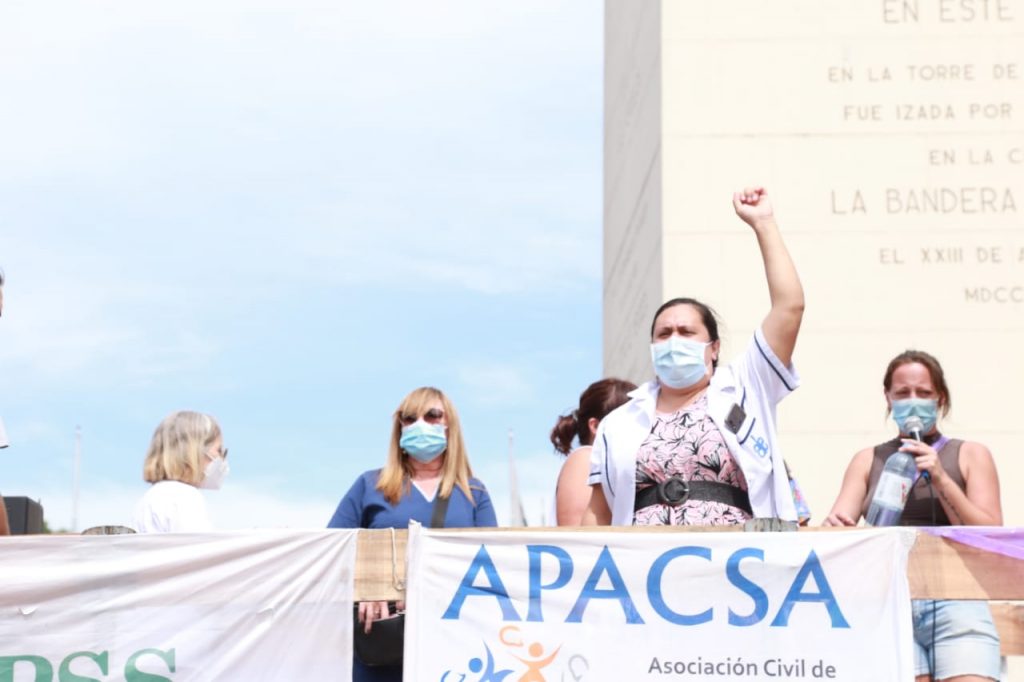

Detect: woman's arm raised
733,187,805,367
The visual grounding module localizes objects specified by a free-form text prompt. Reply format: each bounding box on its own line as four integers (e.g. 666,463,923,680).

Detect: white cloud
473,449,563,527
0,0,602,299
208,485,338,530
16,458,560,532
0,1,602,179
20,477,337,533
0,0,602,528
282,175,601,295
455,362,539,410
0,244,223,388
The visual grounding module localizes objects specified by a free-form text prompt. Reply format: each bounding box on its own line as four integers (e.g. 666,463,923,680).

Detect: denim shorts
912,599,1001,680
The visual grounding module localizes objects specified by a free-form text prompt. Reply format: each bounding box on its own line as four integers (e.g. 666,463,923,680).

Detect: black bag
353,606,405,667
352,492,450,667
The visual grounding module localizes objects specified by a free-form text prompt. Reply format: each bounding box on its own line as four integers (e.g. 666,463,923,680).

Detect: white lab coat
589,326,799,524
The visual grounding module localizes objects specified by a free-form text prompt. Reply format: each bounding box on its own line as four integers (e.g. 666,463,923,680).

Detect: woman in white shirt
583,187,805,527
133,410,230,533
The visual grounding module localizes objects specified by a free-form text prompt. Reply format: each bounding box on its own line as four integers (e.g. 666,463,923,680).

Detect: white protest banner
0,530,357,681
405,527,915,681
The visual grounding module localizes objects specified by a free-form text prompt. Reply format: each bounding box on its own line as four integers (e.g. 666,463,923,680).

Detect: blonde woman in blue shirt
329,386,496,682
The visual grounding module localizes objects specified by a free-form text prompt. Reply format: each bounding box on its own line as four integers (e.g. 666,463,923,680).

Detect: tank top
862,435,964,526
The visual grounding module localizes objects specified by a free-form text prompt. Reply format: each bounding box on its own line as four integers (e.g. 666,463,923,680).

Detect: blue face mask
650,337,709,389
891,398,938,434
400,422,447,462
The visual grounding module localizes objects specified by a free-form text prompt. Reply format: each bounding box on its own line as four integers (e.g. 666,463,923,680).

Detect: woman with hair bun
550,378,636,526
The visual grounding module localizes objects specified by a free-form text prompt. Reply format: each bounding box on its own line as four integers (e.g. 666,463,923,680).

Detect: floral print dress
633,395,751,526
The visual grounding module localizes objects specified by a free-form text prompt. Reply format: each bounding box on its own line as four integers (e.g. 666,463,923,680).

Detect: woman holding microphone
824,349,1002,682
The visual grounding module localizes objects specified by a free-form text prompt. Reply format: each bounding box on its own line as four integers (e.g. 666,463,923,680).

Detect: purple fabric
921,526,1024,560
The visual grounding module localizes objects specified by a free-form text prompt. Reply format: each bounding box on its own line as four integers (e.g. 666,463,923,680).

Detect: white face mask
650,337,710,389
200,457,230,490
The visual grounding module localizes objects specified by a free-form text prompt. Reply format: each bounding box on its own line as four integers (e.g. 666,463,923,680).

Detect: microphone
903,416,929,482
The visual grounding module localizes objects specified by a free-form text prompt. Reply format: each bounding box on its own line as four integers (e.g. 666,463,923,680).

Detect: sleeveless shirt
862,435,964,526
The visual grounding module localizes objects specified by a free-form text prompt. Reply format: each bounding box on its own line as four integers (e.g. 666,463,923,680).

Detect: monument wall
604,1,665,383
605,0,1023,539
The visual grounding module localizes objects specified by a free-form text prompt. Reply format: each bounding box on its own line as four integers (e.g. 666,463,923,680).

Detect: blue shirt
329,469,497,682
327,469,497,530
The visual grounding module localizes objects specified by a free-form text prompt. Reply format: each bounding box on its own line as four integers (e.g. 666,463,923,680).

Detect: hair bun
549,412,579,455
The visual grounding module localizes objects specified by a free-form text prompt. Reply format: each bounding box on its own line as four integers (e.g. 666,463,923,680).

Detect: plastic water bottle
865,450,917,526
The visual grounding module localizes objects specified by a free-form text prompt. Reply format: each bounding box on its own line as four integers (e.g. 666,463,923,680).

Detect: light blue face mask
891,398,938,435
650,337,710,389
400,421,447,462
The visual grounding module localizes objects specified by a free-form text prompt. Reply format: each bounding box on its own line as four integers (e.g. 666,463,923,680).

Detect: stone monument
604,0,1022,531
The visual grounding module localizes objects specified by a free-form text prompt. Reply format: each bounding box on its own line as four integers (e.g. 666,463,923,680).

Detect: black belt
634,477,753,515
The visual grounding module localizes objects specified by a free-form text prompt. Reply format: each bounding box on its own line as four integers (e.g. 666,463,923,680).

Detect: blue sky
0,1,603,530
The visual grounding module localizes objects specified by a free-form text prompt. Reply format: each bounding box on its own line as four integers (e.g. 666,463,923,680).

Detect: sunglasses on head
398,408,444,426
